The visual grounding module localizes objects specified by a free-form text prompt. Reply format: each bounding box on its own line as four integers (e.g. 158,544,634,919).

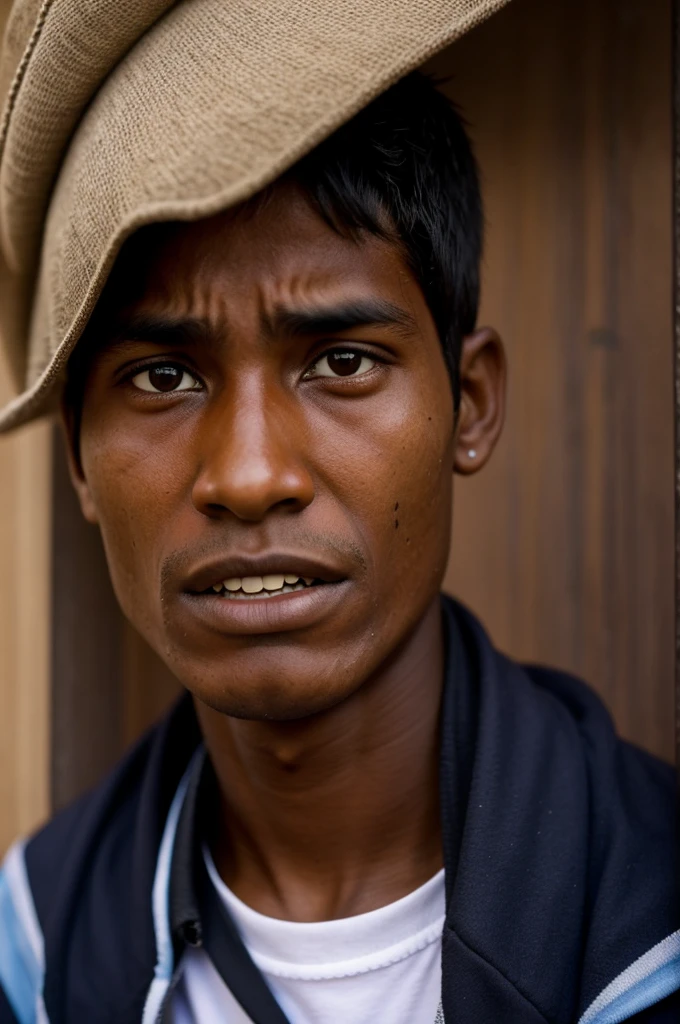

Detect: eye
306,349,377,379
130,365,201,393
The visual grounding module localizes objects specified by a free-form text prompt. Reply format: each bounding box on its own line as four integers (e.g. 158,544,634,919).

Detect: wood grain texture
432,0,675,761
0,365,51,853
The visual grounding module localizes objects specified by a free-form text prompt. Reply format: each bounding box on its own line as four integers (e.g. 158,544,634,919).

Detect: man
0,2,678,1023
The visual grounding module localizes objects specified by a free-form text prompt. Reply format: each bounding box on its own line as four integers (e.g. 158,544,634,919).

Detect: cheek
79,422,191,628
381,403,455,603
313,370,455,609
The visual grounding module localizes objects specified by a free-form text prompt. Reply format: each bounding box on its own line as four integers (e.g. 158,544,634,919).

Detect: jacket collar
438,599,679,1023
139,596,679,1024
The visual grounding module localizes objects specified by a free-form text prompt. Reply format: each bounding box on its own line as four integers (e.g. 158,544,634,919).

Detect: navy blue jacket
1,598,678,1023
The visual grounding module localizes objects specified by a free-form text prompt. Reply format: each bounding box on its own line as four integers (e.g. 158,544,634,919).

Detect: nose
191,380,315,522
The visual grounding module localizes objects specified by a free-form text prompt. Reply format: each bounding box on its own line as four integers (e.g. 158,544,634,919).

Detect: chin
177,655,360,723
191,681,354,723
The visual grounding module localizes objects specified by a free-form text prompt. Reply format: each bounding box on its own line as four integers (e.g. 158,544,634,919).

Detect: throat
199,714,443,921
195,599,446,921
210,822,444,923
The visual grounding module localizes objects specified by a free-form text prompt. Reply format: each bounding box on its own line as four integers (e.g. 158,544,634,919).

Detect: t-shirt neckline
203,845,446,980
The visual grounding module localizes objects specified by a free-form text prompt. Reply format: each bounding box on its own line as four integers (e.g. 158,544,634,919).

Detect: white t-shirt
172,847,445,1024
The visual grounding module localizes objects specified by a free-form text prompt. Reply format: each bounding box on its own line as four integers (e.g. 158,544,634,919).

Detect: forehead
101,183,414,319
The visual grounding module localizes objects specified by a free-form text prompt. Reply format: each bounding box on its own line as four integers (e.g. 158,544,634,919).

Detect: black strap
197,848,292,1024
168,750,292,1024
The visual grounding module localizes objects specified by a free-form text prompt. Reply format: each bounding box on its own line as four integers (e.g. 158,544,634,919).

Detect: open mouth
205,574,320,600
180,563,349,633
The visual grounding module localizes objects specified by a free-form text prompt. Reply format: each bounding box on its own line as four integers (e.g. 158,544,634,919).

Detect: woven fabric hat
0,0,509,432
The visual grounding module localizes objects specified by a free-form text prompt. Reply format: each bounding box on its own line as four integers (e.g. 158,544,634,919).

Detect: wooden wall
0,361,51,853
436,0,675,762
4,0,675,827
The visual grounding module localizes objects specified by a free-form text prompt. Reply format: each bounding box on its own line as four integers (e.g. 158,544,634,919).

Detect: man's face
69,185,492,720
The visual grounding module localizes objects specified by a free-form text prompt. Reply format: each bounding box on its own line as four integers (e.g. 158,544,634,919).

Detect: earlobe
59,403,100,525
73,477,100,526
453,326,506,476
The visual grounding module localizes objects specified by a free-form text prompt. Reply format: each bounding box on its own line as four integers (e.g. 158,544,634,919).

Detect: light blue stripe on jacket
141,749,203,1024
579,930,680,1024
0,841,48,1024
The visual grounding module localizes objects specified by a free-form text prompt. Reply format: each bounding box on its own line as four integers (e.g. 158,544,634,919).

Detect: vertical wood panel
0,362,51,854
433,0,674,760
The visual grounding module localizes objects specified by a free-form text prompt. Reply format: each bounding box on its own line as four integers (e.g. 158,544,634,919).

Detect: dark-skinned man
0,2,677,1022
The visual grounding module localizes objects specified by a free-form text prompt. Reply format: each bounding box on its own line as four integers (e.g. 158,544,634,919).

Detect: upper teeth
211,575,314,595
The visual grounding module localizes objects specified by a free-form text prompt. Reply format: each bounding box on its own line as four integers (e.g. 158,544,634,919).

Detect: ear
453,326,506,475
60,400,100,524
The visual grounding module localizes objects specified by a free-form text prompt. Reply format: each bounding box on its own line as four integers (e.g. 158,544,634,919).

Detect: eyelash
129,363,201,393
302,346,384,381
121,345,385,394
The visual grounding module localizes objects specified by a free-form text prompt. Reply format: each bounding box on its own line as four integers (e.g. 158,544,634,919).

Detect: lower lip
178,581,350,635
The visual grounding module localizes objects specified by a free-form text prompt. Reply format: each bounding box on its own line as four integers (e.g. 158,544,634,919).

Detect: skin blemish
394,502,399,512
394,519,399,529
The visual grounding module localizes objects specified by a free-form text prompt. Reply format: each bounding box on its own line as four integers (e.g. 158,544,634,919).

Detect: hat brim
0,0,510,432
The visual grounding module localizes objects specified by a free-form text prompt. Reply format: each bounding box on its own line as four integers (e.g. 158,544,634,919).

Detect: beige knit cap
0,0,509,432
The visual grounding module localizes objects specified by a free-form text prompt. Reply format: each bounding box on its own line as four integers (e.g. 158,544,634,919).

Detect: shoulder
521,662,677,912
23,697,186,913
456,599,675,814
523,661,676,819
447,600,679,1021
523,663,679,1021
0,693,200,1024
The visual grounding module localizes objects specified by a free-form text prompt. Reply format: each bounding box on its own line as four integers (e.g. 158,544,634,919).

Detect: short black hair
290,71,483,408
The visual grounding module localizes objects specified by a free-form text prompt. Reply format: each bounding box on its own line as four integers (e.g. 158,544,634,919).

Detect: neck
195,600,444,922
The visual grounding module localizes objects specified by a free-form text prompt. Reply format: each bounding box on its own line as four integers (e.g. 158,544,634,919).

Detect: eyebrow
267,298,417,339
97,312,212,351
92,297,416,358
